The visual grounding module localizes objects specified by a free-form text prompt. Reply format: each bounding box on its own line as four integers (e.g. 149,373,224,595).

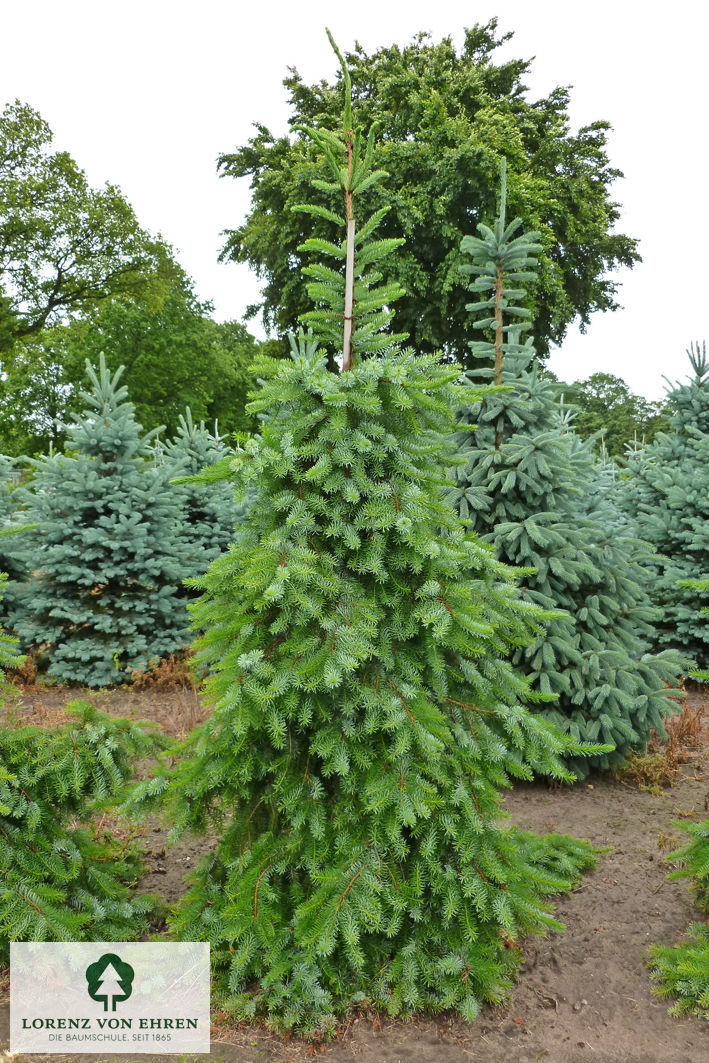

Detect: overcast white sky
2,1,706,399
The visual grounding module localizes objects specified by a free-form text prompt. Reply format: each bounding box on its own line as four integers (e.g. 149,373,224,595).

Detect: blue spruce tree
125,36,600,1035
453,162,682,772
621,343,709,667
8,356,191,685
164,410,236,584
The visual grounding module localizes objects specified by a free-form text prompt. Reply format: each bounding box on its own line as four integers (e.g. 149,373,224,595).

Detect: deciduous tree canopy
0,267,265,456
0,100,173,347
555,372,669,457
0,100,270,456
218,20,639,363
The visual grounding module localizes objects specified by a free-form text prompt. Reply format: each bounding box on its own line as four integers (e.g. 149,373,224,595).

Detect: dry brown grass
130,651,198,691
616,691,707,792
7,647,39,688
665,693,705,753
619,748,682,791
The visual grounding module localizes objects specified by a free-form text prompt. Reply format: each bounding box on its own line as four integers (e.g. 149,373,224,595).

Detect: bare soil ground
2,682,709,1063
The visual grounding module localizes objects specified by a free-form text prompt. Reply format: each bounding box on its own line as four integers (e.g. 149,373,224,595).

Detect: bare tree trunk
342,135,355,372
494,264,504,448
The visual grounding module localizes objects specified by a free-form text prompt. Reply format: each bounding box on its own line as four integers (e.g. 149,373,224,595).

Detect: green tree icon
85,953,134,1011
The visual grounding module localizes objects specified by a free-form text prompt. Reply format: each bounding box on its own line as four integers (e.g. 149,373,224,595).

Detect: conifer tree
453,165,682,772
7,356,191,685
0,456,28,593
621,343,709,668
0,458,31,659
0,572,22,682
0,702,160,959
0,456,13,526
647,578,709,1016
164,410,236,584
126,35,599,1035
648,818,709,1019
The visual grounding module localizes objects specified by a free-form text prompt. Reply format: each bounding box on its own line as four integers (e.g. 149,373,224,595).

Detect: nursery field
1,682,709,1063
4,28,709,1063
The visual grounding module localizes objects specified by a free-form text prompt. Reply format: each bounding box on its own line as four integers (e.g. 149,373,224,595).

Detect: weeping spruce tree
453,164,682,773
128,36,599,1035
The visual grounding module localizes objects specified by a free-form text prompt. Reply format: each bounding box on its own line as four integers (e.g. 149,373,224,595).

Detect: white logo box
10,942,210,1054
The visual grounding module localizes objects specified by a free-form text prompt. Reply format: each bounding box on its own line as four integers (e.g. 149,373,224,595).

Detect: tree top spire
325,28,352,137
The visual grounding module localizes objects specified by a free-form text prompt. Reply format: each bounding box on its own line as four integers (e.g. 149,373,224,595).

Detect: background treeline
0,99,278,457
1,22,666,460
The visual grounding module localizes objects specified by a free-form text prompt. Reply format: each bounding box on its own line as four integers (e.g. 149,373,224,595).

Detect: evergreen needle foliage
663,819,709,911
126,37,598,1036
648,924,709,1019
648,818,709,1019
0,456,29,597
453,164,683,773
7,355,192,685
0,702,162,960
621,344,709,669
164,409,237,584
0,573,23,683
0,461,30,678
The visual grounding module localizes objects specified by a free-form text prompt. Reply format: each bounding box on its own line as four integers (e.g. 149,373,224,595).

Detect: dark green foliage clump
7,355,192,685
621,344,709,669
452,167,682,774
0,272,267,458
648,819,709,1019
56,287,264,443
126,51,600,1035
0,702,162,960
